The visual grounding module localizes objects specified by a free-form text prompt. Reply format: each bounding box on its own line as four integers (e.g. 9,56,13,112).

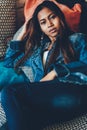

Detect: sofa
0,0,87,130
0,0,25,129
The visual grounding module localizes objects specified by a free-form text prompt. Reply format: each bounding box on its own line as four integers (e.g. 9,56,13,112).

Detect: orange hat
24,0,82,32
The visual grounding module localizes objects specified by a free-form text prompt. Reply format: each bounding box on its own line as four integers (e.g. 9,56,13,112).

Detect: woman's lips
49,28,57,33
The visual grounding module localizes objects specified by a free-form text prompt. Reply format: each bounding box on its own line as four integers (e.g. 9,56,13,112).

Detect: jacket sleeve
50,33,87,77
4,40,25,68
0,63,29,90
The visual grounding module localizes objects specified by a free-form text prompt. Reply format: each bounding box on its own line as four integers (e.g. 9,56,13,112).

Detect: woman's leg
1,79,87,130
1,83,29,130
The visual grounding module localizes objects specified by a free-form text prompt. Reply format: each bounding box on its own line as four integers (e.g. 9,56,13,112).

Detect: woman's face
38,7,61,42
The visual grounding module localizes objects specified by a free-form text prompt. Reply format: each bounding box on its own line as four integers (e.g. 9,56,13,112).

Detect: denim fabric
4,33,87,81
1,80,87,130
4,41,24,67
0,61,29,91
69,33,87,64
1,33,87,130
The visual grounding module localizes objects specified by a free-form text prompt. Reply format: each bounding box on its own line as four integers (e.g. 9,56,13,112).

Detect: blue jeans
1,79,87,130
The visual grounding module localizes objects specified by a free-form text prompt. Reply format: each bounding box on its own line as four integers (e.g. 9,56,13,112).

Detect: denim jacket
4,33,87,82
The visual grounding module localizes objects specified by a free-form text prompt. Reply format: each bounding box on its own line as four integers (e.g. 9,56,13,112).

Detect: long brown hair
15,1,76,68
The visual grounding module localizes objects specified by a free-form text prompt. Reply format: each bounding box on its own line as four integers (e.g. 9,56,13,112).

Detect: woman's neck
50,37,56,43
48,37,56,50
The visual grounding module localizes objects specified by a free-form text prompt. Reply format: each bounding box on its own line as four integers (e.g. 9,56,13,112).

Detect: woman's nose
47,20,53,27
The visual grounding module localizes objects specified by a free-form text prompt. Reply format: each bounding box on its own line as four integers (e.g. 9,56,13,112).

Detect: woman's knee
1,83,25,105
1,84,15,106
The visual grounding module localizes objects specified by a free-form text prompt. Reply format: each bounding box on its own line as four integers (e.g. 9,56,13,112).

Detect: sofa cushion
43,113,87,130
0,103,6,128
0,0,16,59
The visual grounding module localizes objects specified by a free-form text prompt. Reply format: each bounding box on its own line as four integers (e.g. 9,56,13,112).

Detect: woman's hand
40,70,57,82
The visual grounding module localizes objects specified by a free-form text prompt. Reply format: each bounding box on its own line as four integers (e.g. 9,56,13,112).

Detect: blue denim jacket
4,33,87,82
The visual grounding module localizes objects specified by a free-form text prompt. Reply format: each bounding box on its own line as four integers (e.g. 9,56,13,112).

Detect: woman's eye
50,15,56,19
40,21,46,25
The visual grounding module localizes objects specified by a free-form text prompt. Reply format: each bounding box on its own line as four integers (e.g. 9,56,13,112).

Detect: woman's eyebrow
39,12,54,22
39,19,45,22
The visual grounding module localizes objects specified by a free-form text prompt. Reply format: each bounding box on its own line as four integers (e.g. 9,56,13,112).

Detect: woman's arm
41,33,87,81
0,64,29,90
51,33,87,77
3,23,28,68
40,70,57,82
4,40,25,68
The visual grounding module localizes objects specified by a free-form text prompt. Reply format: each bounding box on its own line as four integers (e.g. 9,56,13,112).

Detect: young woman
1,1,87,130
